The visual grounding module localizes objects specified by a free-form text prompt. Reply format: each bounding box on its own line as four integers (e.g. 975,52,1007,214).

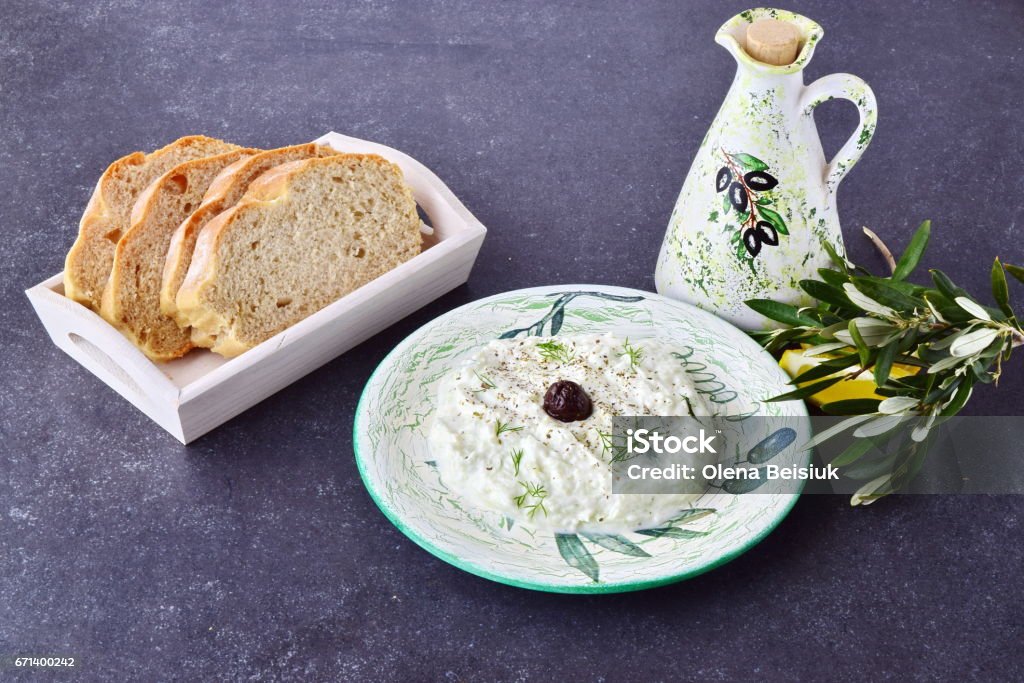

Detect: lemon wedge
779,347,917,407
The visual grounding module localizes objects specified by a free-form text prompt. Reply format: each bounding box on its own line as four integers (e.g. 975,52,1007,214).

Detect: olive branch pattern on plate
716,149,789,264
549,424,799,581
354,285,811,593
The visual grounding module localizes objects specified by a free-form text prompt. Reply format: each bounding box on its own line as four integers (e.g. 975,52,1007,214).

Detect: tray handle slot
67,331,147,400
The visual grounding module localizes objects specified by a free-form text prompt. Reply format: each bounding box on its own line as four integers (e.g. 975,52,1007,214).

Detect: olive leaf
720,471,769,494
842,284,896,318
874,340,898,386
805,415,873,448
733,152,768,171
554,533,599,582
822,241,849,272
948,328,999,357
578,532,650,557
800,279,852,309
847,319,871,368
747,428,797,464
991,257,1012,318
817,267,849,287
765,375,845,402
1005,263,1024,285
734,237,747,262
853,414,906,438
954,296,991,321
939,378,974,416
891,220,931,280
851,277,925,311
634,527,710,539
834,317,897,346
757,205,789,236
549,307,565,336
745,300,817,327
803,341,849,357
850,474,893,505
831,438,876,467
878,396,920,414
930,269,969,301
789,353,861,384
665,508,716,524
820,398,882,415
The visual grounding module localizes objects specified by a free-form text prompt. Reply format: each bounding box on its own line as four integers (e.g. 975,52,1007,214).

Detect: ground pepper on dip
428,333,713,532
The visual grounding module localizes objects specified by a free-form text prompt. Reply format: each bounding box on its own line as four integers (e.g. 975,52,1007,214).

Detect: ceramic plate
354,285,810,593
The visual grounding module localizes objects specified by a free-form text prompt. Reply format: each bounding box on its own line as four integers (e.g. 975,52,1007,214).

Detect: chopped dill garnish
513,481,549,519
596,429,630,462
495,419,524,437
471,370,496,392
618,338,644,370
510,448,524,476
536,340,575,364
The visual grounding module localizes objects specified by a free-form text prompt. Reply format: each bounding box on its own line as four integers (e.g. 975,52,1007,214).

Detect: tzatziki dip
428,333,712,532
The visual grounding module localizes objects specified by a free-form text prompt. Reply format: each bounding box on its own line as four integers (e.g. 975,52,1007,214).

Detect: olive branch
717,150,789,263
746,220,1024,505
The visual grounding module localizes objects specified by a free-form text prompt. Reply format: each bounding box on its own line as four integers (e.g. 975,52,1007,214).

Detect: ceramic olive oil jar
655,8,877,329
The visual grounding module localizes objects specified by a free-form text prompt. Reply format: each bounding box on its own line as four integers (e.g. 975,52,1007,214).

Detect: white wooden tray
26,132,487,444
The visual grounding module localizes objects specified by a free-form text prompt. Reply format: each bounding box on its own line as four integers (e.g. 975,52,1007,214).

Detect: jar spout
715,8,824,74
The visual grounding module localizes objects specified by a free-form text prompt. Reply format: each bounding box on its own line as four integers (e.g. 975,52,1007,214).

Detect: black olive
743,227,762,257
743,171,778,191
728,182,748,212
754,220,779,246
543,380,593,422
715,167,732,193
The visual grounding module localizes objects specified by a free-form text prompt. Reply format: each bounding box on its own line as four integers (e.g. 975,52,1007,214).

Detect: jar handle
800,73,878,194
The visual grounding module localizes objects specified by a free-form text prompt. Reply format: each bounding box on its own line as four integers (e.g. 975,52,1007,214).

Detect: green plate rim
353,284,809,594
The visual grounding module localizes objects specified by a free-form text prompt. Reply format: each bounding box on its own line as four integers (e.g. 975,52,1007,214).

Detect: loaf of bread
64,136,241,310
160,143,339,326
176,154,422,357
99,147,258,360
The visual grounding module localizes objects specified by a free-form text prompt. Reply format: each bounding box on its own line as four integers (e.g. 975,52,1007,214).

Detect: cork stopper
745,19,801,66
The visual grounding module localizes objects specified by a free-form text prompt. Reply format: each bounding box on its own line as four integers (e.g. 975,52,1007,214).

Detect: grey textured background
2,0,1022,680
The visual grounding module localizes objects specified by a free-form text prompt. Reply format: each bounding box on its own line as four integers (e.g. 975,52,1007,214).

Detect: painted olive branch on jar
716,149,789,261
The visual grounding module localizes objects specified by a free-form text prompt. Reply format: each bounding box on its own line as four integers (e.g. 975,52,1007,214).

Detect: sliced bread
64,136,241,310
99,147,258,360
176,154,422,357
160,143,339,326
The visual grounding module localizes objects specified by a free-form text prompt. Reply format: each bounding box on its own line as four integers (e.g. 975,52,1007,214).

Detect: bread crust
63,151,145,307
63,136,238,310
99,148,256,360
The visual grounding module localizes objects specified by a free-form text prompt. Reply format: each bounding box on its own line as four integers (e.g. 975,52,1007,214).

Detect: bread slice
176,154,422,357
99,148,259,360
64,136,241,310
160,143,339,326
